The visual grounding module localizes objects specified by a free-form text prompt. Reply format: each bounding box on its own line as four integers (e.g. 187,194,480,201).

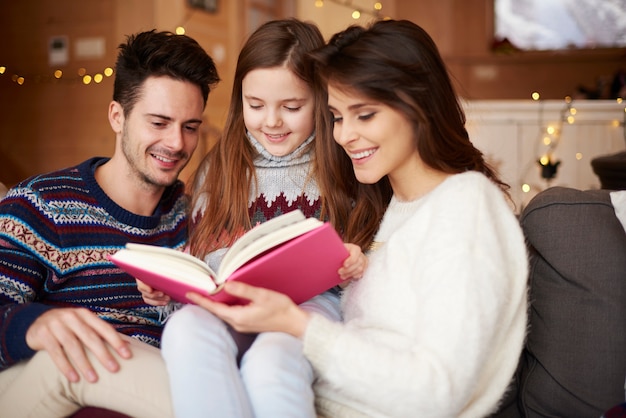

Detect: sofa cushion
518,187,626,417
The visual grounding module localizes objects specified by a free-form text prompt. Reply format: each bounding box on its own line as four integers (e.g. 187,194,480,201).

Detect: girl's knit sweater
0,157,189,369
194,133,321,271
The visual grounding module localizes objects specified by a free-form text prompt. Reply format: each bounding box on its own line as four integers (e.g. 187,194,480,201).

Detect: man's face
118,76,204,189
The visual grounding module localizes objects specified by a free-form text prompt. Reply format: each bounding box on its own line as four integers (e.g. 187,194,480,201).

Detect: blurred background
1,0,624,209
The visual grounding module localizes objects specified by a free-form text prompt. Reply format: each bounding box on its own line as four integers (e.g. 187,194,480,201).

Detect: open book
109,210,348,305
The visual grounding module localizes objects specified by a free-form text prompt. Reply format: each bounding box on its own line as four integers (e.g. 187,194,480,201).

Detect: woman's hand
186,282,310,338
136,279,171,306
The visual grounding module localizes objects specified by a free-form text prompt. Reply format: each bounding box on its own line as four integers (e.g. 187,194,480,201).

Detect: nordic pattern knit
0,157,189,370
247,131,320,224
303,171,528,418
193,132,321,270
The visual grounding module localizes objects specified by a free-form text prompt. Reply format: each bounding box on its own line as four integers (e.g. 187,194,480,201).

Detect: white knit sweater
303,171,528,418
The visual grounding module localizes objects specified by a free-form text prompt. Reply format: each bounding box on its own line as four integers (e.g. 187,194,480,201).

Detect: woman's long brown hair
310,19,510,251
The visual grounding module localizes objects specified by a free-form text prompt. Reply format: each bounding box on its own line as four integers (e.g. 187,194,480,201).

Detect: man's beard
120,126,188,188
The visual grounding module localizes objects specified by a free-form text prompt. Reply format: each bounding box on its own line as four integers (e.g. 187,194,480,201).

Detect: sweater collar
247,131,315,168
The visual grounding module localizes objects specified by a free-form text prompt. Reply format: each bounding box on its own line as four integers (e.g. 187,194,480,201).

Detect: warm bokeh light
531,92,540,100
575,153,583,160
374,2,382,10
522,183,531,193
539,155,550,165
567,115,575,124
315,0,323,7
0,66,5,74
78,68,86,76
17,76,24,85
82,75,92,85
543,136,551,145
54,70,63,79
175,26,185,35
104,67,114,77
351,10,361,19
94,73,103,83
546,126,555,135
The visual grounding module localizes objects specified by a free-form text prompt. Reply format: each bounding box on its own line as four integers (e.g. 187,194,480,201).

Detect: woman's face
327,85,420,189
242,67,315,157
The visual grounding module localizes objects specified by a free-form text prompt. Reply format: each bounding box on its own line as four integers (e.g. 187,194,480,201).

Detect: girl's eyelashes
331,115,343,124
246,104,302,111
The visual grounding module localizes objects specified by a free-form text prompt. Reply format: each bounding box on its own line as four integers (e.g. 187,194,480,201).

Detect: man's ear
108,101,124,133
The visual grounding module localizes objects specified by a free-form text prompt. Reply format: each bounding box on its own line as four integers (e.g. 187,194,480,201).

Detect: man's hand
25,308,132,383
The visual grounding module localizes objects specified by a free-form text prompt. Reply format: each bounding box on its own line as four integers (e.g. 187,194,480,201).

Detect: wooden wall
1,0,624,188
0,0,239,187
392,0,625,100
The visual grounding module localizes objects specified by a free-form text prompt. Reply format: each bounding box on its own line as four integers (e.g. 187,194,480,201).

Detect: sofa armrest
518,187,626,417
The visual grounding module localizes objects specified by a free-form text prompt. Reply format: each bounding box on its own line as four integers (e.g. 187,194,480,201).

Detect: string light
315,0,387,20
3,2,389,87
1,5,200,88
521,94,626,197
0,64,115,86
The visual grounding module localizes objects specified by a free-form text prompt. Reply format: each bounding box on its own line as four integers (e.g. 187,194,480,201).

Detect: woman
189,19,528,418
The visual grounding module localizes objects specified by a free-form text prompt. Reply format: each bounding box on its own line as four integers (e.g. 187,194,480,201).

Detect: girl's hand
338,243,368,286
136,279,171,306
186,282,310,337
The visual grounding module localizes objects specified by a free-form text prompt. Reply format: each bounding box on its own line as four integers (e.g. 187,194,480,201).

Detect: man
0,30,219,417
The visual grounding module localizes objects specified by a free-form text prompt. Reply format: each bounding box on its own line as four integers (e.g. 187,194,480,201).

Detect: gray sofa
494,186,626,417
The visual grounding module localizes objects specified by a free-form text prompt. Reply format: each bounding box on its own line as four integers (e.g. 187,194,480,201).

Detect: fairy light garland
0,3,203,88
520,92,626,195
2,2,385,87
314,0,385,20
0,63,115,86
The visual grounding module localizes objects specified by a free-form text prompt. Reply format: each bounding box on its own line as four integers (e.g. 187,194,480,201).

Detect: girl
190,19,529,418
139,18,365,418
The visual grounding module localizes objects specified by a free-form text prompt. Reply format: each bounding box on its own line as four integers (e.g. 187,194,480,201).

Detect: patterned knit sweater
0,157,189,370
194,132,321,271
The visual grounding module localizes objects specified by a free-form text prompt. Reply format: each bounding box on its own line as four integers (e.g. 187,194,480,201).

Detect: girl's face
242,67,315,157
328,85,421,192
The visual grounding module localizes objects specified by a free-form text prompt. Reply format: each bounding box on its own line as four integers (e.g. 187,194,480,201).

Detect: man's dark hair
113,30,220,116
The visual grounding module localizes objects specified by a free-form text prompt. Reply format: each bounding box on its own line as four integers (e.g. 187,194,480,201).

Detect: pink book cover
111,222,348,305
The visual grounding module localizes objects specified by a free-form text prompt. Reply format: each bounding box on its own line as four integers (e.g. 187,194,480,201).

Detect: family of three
0,16,528,418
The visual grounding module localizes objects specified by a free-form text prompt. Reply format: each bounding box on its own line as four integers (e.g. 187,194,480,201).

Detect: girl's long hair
188,19,328,258
310,19,509,250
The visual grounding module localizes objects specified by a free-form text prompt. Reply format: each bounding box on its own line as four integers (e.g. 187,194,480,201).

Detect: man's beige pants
0,335,174,418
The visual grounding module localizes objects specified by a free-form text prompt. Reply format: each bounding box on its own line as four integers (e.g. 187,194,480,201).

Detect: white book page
124,243,218,280
221,210,306,268
217,215,322,282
